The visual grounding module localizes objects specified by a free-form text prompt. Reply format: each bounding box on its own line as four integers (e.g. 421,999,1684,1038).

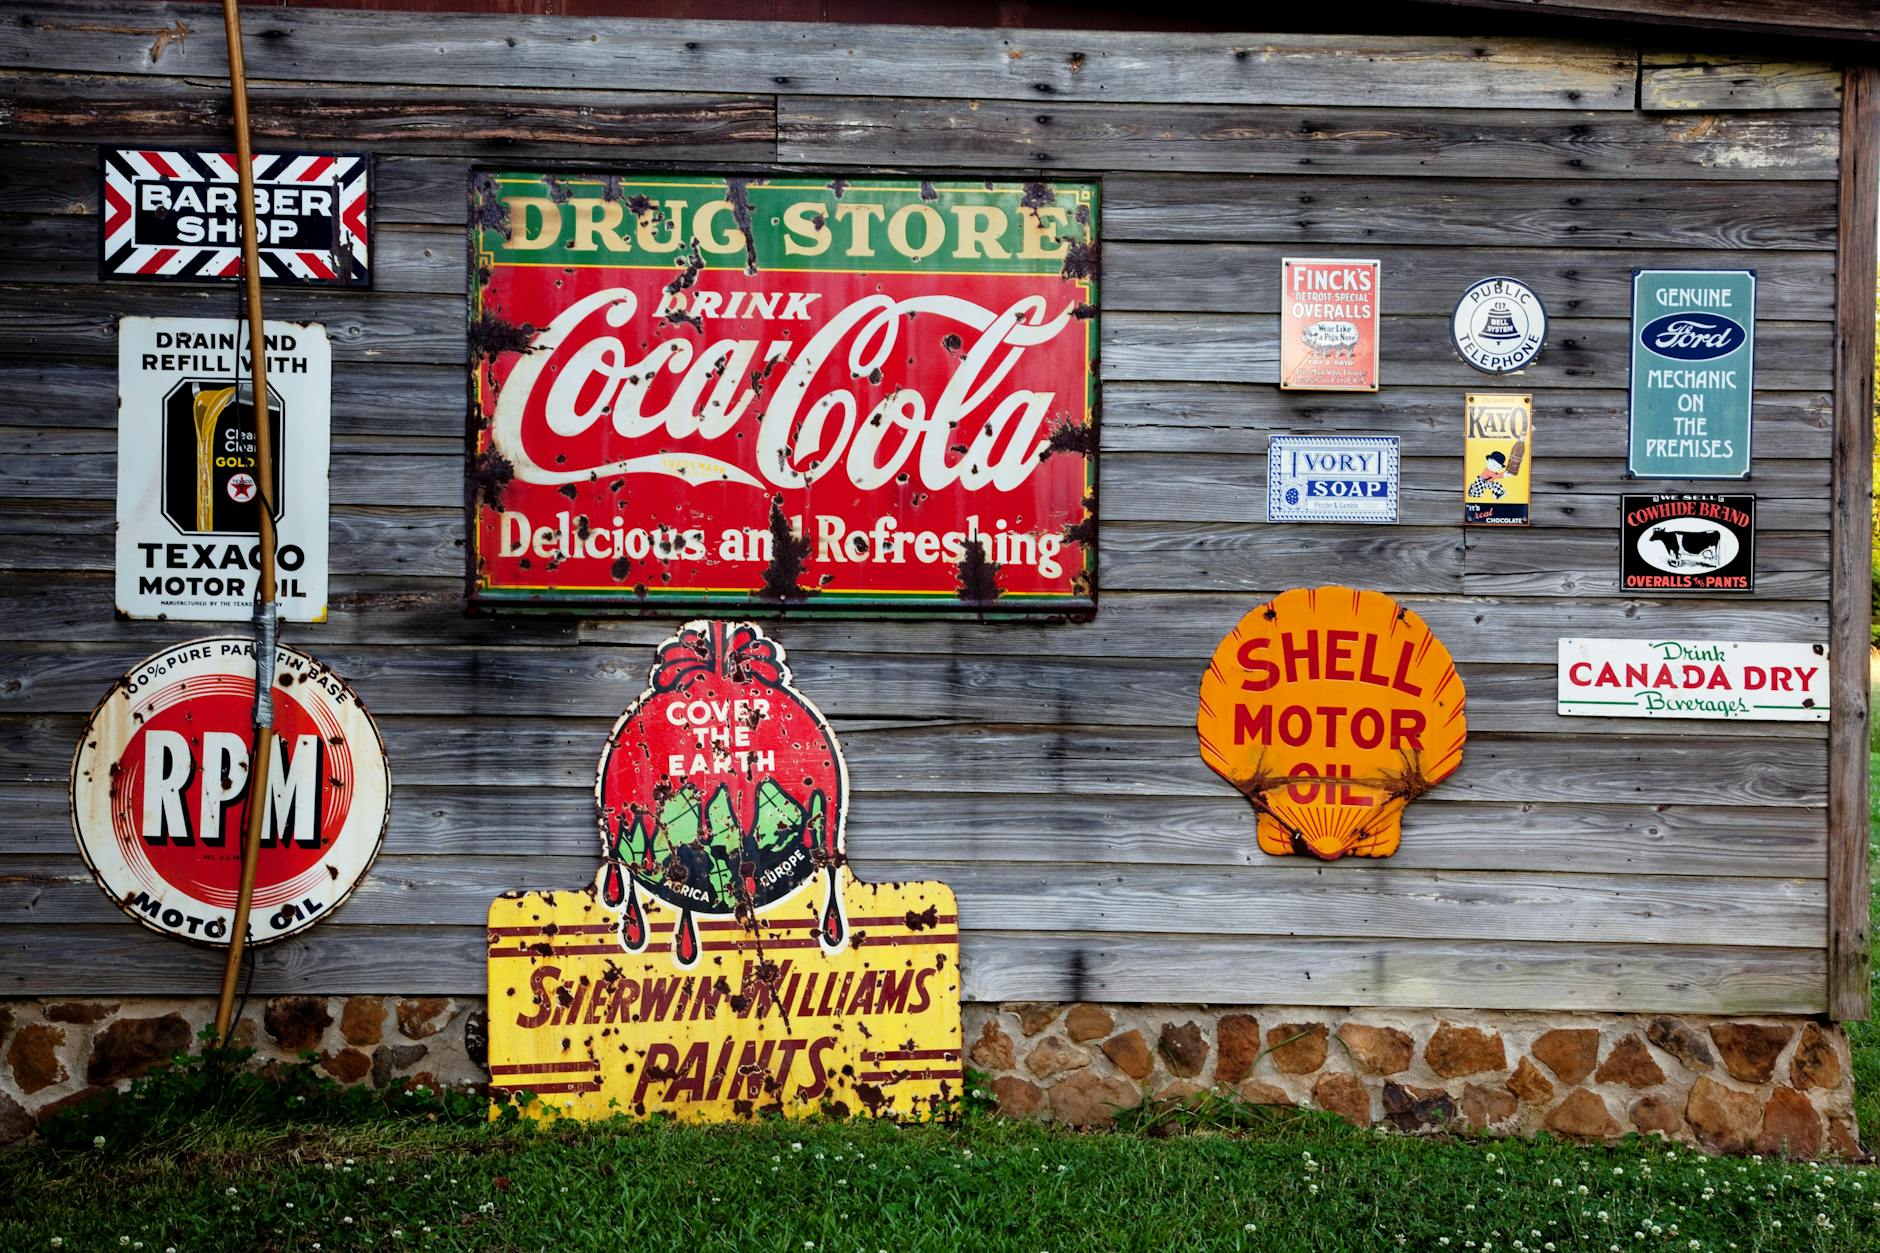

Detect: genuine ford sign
1640,313,1747,361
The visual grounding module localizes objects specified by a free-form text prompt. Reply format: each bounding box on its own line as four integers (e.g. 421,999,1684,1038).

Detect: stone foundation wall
964,1004,1862,1159
0,996,487,1144
0,997,1861,1159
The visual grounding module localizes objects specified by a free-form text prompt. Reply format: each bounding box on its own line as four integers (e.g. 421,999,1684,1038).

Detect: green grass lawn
6,726,1880,1249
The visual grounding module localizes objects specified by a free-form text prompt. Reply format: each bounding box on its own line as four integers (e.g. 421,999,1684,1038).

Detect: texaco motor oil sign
70,639,390,945
116,317,330,621
466,173,1097,615
488,621,961,1121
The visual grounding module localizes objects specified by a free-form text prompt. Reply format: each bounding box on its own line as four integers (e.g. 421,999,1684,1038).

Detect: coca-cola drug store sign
467,174,1098,614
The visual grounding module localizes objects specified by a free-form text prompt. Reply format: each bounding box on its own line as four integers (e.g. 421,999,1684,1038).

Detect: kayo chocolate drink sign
467,173,1098,615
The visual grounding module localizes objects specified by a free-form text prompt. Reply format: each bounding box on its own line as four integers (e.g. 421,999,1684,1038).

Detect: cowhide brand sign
1621,495,1755,592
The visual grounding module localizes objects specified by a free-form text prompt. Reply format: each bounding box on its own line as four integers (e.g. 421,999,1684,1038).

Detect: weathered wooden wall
0,2,1851,1013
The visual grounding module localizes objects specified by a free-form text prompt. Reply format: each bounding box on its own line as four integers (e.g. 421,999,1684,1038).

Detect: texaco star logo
226,473,257,503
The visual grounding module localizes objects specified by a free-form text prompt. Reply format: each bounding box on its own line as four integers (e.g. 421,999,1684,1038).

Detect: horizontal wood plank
0,71,778,156
2,4,1641,110
0,642,1830,740
1102,313,1831,389
1640,54,1845,111
778,97,1841,180
1103,173,1839,248
0,923,1825,1011
1463,528,1830,598
0,715,1828,806
0,854,1823,948
0,783,1825,878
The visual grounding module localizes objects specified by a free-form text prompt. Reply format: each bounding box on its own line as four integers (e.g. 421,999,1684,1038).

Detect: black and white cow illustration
1648,526,1722,568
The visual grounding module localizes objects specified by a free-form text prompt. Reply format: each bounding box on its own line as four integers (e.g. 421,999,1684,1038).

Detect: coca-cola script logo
491,287,1076,494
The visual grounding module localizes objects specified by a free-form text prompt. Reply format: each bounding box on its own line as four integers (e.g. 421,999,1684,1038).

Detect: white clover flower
1551,1178,1563,1187
50,1241,63,1249
119,1241,130,1248
791,1142,803,1151
1243,1224,1256,1233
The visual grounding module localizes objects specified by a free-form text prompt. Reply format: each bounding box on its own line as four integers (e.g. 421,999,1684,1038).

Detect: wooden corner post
1830,65,1878,1022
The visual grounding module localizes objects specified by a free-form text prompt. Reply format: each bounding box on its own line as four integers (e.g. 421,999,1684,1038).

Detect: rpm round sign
69,638,390,947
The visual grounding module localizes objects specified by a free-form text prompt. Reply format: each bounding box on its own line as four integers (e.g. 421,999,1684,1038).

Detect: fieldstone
970,1019,1016,1071
1828,1117,1862,1158
1064,1004,1113,1043
87,1015,191,1086
464,1008,489,1071
1507,1057,1555,1104
1236,1079,1292,1106
1025,1035,1090,1080
264,997,332,1053
320,1048,372,1084
1157,1021,1208,1078
991,1075,1042,1117
1266,1023,1329,1075
0,1090,32,1145
1594,1035,1666,1089
396,998,451,1040
1425,1024,1505,1079
1531,1028,1600,1085
228,1019,259,1051
44,1002,116,1025
0,1005,12,1051
1313,1072,1371,1127
371,1042,428,1088
1012,1003,1061,1036
7,1023,66,1094
1789,1023,1841,1091
1687,1075,1763,1154
340,997,385,1047
1156,1079,1204,1106
1631,1096,1682,1137
1755,1087,1823,1158
34,1087,106,1124
1646,1016,1714,1071
1383,1081,1457,1132
1337,1023,1413,1075
1709,1022,1793,1085
1047,1072,1137,1127
1214,1013,1260,1085
1102,1030,1153,1081
1461,1083,1518,1131
1544,1088,1622,1140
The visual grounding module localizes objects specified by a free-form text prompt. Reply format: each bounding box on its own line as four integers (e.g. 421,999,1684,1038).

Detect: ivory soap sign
1280,258,1379,391
1557,639,1827,721
487,621,961,1123
70,638,390,946
1198,587,1466,861
116,317,330,622
467,173,1097,615
1266,435,1399,524
1628,269,1754,479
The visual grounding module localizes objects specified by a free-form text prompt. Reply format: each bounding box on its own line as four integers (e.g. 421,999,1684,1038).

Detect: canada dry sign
466,173,1098,616
69,639,390,946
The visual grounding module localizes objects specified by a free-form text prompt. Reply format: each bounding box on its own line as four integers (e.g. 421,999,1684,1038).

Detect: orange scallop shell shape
1198,586,1466,861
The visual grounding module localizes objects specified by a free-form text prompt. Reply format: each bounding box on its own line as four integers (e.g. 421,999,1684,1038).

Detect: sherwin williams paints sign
487,622,960,1122
1558,638,1827,721
1197,587,1466,862
69,638,390,945
1628,269,1755,478
466,173,1098,615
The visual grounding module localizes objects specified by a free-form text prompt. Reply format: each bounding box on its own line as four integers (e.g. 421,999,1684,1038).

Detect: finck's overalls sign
1628,269,1755,479
466,173,1098,615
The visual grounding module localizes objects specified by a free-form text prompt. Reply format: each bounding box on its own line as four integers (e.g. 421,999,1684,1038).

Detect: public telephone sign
69,639,390,946
466,172,1099,615
1627,269,1755,478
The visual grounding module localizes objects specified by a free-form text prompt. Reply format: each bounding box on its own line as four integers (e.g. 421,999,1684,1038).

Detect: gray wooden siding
0,3,1844,1013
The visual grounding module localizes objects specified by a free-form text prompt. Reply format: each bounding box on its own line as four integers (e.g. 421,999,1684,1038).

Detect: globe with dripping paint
1197,587,1467,861
595,621,848,965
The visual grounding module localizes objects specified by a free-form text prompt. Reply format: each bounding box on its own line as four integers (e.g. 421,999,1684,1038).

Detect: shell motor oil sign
1198,587,1466,861
487,621,961,1122
466,173,1097,615
69,638,389,946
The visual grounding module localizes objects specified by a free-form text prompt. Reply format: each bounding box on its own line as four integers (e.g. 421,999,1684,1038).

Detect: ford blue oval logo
1640,313,1746,361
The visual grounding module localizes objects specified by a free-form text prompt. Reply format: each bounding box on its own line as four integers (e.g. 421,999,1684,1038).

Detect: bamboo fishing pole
213,0,279,1045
